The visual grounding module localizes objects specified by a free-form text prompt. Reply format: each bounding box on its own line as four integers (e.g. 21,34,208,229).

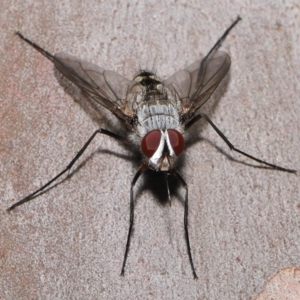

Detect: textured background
1,1,300,299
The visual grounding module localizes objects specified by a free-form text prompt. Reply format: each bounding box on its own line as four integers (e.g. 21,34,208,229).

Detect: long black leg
186,114,296,173
204,16,241,60
165,173,172,205
16,32,54,62
172,169,198,280
194,16,241,99
7,129,127,211
121,163,147,276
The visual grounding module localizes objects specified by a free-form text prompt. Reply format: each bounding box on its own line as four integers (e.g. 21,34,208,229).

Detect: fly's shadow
134,170,182,205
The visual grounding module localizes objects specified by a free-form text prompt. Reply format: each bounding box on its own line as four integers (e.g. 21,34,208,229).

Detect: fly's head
141,129,184,171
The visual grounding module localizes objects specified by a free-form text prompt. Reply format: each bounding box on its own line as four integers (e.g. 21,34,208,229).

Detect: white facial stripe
149,130,165,166
149,130,176,168
165,130,175,157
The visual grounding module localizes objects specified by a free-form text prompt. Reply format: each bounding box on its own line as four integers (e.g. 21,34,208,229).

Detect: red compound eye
167,129,184,156
141,130,161,157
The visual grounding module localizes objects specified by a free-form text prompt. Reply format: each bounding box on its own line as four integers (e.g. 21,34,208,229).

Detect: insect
7,16,296,279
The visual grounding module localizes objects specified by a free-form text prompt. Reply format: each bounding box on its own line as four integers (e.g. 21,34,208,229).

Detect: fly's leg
172,169,198,280
195,16,241,98
204,16,241,60
121,163,147,276
7,129,128,211
186,114,296,173
165,173,172,206
16,32,54,62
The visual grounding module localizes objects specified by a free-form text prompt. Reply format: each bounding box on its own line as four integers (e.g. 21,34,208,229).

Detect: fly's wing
164,50,230,119
54,53,134,121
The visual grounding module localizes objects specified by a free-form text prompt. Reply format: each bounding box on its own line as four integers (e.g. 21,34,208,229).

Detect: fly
7,16,296,279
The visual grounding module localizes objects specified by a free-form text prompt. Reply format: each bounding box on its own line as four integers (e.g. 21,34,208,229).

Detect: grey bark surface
1,1,300,299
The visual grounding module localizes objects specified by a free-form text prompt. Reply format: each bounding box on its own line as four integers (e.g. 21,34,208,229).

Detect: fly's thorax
128,69,182,136
136,101,182,136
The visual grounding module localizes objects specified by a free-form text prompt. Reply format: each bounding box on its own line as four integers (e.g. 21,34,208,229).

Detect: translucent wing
54,53,134,121
164,50,230,119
